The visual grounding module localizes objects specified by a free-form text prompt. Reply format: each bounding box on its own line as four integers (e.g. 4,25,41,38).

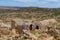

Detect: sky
0,0,60,8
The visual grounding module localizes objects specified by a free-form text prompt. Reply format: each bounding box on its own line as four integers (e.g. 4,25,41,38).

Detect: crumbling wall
39,19,57,32
40,19,57,27
11,20,15,29
11,19,24,34
15,25,24,34
27,22,41,32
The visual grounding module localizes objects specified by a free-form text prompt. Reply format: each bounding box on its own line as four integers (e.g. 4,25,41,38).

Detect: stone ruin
11,19,42,34
0,19,57,35
10,19,57,34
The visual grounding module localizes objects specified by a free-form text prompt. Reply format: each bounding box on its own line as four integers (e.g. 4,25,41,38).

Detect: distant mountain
0,6,60,10
0,6,21,10
0,6,60,13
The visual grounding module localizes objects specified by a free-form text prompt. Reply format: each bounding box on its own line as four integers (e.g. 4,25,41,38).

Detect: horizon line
0,6,60,8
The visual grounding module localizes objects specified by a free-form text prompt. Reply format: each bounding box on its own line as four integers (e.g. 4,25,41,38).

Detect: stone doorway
29,24,33,31
36,25,39,29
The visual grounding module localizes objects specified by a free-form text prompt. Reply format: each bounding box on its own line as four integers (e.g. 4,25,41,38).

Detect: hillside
0,7,60,40
0,7,60,21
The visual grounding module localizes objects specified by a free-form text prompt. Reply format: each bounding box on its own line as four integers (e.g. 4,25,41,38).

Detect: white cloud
37,1,48,7
46,0,60,2
14,0,37,2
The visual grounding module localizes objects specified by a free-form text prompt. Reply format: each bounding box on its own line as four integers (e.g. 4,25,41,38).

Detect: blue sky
0,0,60,8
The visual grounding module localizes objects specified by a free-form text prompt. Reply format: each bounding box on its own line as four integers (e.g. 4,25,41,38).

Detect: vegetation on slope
0,7,60,21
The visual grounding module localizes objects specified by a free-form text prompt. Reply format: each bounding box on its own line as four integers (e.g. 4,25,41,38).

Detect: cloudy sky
0,0,60,8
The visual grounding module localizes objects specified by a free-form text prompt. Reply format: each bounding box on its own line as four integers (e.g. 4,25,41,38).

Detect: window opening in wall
29,24,33,30
36,25,39,29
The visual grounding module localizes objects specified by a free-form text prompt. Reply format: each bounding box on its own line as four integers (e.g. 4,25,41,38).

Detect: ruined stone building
11,19,41,34
11,18,57,34
0,18,57,36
